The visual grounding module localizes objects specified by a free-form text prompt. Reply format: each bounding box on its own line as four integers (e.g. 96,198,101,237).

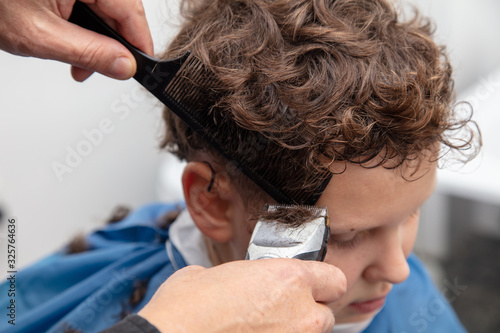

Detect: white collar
332,317,373,333
168,209,213,268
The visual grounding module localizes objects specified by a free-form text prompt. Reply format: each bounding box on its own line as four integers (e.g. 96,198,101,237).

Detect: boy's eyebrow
329,206,423,234
329,227,358,234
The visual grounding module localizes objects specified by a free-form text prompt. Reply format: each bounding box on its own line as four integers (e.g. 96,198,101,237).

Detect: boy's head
160,0,478,325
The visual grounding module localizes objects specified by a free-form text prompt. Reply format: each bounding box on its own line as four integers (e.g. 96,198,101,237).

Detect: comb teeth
164,54,216,110
157,53,333,206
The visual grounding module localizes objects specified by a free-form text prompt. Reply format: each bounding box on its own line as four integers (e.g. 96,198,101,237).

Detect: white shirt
168,209,212,268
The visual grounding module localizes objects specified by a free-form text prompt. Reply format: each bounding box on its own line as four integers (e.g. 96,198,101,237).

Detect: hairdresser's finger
70,66,93,82
168,265,206,280
0,5,135,80
80,0,154,56
298,261,347,303
53,17,137,80
315,303,336,332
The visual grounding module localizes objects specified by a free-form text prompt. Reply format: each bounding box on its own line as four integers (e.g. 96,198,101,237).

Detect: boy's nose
362,230,410,285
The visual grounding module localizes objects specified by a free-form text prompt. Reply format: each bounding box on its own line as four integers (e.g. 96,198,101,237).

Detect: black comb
68,1,332,205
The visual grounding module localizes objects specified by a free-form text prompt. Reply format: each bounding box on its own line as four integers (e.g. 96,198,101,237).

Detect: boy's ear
182,161,233,243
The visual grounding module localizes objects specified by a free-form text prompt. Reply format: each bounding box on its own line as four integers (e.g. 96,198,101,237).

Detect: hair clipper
245,204,330,261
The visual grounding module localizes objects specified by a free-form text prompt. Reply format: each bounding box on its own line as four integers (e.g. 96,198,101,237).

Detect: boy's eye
328,232,365,250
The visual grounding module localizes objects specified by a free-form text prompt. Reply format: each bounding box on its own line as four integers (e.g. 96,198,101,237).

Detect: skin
139,259,347,332
183,156,437,326
0,0,154,81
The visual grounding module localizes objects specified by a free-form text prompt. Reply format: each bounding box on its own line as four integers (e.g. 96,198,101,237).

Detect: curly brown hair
160,0,479,203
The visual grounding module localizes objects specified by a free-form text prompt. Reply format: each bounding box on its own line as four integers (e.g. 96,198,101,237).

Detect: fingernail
109,57,134,79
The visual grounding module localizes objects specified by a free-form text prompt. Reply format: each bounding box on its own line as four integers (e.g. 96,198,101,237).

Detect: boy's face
226,157,436,324
315,159,437,323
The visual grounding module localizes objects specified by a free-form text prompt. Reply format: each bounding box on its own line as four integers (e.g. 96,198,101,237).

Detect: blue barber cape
0,203,467,332
0,203,188,333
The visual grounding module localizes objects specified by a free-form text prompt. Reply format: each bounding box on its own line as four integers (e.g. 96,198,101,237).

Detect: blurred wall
405,1,500,331
406,0,500,92
0,0,181,269
409,0,500,261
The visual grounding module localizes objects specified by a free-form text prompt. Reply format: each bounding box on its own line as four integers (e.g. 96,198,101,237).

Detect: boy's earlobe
182,162,233,243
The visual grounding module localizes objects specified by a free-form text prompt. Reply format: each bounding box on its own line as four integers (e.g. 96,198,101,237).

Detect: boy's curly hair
160,0,479,202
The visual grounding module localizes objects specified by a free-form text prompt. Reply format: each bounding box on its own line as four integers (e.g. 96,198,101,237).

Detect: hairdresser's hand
139,259,347,332
0,0,153,81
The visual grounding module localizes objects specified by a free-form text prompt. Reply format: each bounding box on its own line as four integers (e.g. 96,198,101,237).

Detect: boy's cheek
324,250,362,292
402,218,420,258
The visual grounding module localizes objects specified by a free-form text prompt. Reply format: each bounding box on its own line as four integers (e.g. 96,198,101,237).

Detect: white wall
0,0,181,269
405,0,500,92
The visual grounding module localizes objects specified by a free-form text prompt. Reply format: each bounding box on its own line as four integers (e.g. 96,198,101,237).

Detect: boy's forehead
318,160,437,232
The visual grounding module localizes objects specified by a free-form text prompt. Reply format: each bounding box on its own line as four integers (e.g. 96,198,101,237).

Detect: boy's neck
203,236,244,266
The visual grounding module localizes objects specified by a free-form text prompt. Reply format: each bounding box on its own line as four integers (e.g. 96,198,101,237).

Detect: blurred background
0,0,499,332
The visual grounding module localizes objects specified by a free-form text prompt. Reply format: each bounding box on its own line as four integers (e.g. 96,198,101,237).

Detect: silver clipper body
245,205,330,261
